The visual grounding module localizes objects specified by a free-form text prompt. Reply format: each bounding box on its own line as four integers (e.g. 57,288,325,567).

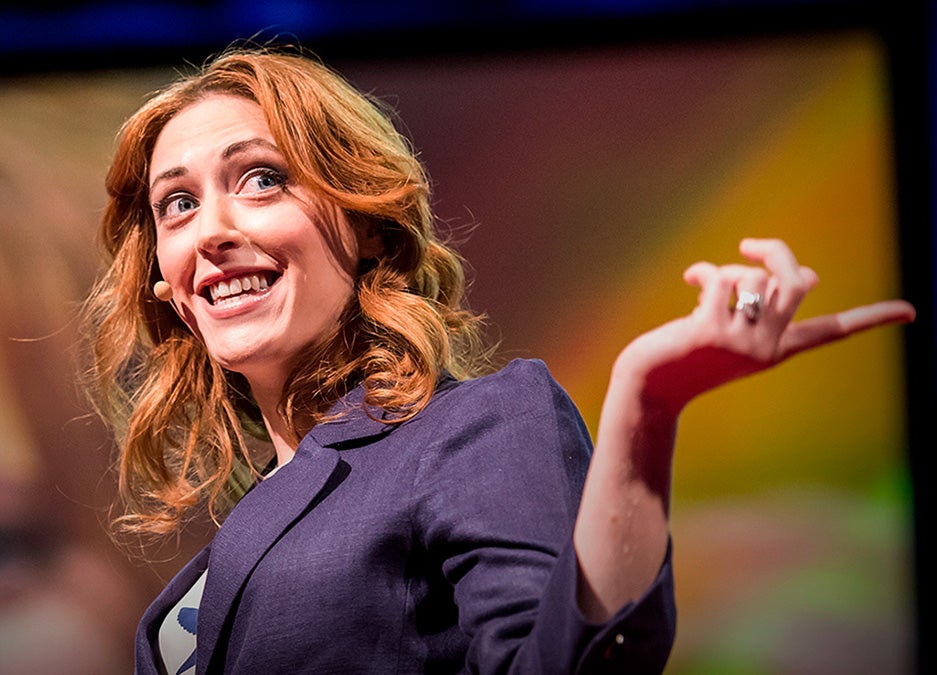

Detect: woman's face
150,94,360,392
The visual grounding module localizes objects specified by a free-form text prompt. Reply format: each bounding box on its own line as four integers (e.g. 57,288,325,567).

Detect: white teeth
209,273,271,303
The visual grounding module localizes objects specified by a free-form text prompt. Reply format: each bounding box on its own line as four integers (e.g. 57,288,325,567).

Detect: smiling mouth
205,271,280,305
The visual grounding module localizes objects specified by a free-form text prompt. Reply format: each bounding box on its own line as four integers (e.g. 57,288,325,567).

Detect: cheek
154,240,168,276
317,229,359,290
292,200,360,277
154,235,188,281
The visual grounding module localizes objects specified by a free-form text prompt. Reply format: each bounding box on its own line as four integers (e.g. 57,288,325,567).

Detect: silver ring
734,290,762,322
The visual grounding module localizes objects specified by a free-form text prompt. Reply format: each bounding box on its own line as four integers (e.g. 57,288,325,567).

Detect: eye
153,193,199,221
241,168,286,194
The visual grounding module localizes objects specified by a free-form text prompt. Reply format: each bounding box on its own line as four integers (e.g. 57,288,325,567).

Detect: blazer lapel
195,440,339,672
195,384,396,672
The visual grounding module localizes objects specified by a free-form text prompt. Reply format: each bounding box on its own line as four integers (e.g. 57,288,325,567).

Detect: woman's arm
573,237,916,622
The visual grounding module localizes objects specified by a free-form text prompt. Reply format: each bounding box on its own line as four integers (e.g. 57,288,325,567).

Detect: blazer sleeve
411,358,676,674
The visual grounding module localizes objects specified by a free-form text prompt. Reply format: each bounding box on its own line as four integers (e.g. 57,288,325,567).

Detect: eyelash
246,167,287,191
151,167,288,220
152,193,194,220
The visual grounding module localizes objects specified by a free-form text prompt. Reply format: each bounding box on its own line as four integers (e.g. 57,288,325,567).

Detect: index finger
779,299,916,359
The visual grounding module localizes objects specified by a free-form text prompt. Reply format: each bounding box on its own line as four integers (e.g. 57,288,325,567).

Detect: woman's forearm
573,352,677,623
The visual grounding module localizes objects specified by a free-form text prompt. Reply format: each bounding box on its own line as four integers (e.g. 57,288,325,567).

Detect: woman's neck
248,377,297,467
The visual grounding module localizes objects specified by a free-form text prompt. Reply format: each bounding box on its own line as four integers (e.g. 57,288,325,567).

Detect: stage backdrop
0,28,911,674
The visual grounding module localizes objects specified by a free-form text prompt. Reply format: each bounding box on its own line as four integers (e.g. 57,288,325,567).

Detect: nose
195,192,243,256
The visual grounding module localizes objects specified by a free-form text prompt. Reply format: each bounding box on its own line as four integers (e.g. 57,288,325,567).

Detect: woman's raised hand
577,237,915,621
610,238,916,418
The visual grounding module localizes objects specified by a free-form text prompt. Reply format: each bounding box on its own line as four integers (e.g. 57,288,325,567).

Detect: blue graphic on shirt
176,607,198,674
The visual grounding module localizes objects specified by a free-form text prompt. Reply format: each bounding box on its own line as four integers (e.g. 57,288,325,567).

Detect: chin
206,337,306,385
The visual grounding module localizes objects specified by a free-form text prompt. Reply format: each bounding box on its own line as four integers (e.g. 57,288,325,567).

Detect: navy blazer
135,359,676,674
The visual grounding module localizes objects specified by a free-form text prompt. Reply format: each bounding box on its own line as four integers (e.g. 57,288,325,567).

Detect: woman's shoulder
421,357,581,429
438,357,562,403
408,357,592,510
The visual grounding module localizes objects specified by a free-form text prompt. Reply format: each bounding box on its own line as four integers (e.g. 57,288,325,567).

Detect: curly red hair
81,44,491,538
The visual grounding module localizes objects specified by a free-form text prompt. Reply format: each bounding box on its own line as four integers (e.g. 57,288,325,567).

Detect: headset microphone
152,280,194,333
153,280,174,302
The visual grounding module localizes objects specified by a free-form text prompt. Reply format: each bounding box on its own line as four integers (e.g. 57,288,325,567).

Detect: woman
81,45,915,674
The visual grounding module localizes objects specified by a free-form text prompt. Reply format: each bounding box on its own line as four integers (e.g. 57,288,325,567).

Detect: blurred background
0,1,933,673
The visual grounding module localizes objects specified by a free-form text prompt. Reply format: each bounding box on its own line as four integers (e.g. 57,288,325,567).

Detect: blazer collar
307,381,398,448
307,370,457,448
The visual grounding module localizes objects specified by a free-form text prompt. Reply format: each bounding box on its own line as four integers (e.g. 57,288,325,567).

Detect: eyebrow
222,137,280,160
149,166,186,193
148,138,282,192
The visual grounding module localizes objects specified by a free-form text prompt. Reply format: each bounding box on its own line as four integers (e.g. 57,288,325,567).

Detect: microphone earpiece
151,279,194,334
153,280,174,302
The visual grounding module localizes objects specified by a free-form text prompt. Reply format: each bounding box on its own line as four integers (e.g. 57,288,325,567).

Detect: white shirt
157,568,206,675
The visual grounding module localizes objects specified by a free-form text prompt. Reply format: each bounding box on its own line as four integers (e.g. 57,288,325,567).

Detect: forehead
149,94,273,180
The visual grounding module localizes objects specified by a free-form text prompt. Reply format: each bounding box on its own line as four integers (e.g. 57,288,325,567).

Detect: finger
799,265,819,288
739,238,812,315
842,299,915,328
766,265,818,298
760,264,818,327
684,261,732,324
778,300,916,359
683,261,717,288
686,260,807,288
686,263,775,288
731,269,770,327
739,238,800,276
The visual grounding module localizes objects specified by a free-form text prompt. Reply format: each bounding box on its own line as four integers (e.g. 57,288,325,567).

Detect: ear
356,221,384,260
